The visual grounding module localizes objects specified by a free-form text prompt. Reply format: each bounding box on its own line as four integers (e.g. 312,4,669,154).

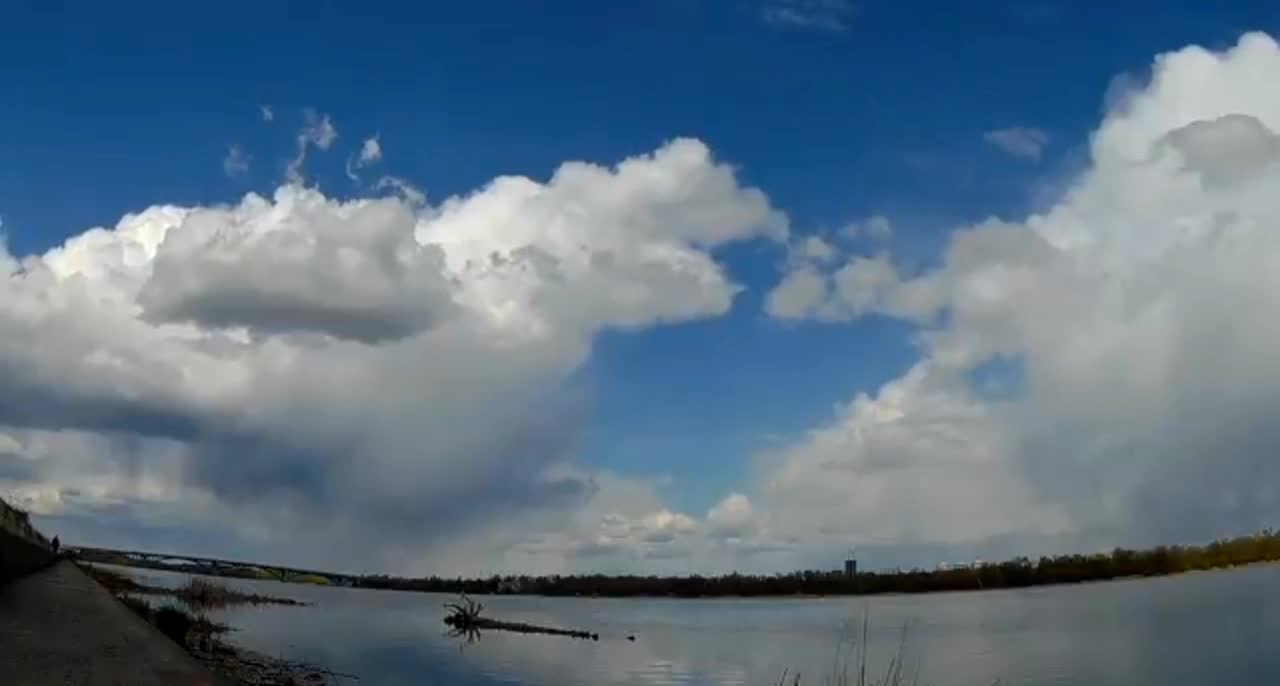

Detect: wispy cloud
301,109,337,150
840,214,892,241
1010,1,1065,26
902,152,979,188
760,0,854,33
373,175,425,206
358,136,381,165
222,144,250,177
286,109,338,184
983,126,1051,161
259,104,274,123
345,135,383,183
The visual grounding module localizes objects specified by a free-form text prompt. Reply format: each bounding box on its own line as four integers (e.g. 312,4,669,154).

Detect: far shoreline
415,558,1280,602
76,528,1280,603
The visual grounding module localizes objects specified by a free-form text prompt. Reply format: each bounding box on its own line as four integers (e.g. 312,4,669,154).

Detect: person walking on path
51,536,59,555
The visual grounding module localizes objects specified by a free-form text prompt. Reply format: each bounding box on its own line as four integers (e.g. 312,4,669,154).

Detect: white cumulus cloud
766,251,942,324
11,32,1280,577
752,32,1280,567
706,493,761,540
765,266,828,320
0,138,786,574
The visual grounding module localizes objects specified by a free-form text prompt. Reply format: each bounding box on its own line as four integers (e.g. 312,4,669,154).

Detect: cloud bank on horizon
4,33,1280,576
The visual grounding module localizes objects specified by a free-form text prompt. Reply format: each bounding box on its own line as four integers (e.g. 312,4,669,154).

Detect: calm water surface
107,564,1280,685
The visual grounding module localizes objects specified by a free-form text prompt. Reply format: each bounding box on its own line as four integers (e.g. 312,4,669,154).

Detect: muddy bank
82,563,348,684
191,640,357,686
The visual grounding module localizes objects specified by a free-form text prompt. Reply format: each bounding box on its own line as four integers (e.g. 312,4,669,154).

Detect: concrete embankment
0,560,232,685
0,498,230,684
0,499,56,581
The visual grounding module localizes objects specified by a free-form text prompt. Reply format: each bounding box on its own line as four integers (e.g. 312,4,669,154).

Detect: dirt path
0,560,232,686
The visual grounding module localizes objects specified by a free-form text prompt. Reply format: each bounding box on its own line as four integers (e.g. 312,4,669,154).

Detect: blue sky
5,2,1280,574
7,1,1270,249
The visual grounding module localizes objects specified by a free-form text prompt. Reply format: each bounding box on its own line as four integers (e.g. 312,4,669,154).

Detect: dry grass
177,578,233,608
176,577,305,609
80,563,302,608
115,595,229,646
79,563,154,594
775,614,926,686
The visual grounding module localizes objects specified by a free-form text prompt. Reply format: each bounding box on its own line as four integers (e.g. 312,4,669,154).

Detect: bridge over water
68,545,359,586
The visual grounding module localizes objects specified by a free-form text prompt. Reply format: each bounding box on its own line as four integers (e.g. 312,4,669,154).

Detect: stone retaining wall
0,498,55,582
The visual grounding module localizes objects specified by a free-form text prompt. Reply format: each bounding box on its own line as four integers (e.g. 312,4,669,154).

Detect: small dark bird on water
627,635,636,641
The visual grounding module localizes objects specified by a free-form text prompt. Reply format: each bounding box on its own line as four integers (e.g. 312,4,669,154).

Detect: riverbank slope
0,560,231,686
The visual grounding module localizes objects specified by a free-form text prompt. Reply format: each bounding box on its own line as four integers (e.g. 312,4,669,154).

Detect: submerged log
443,595,599,641
453,617,598,640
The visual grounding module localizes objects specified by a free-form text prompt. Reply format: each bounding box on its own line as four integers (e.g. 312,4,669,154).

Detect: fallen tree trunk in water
452,616,598,640
443,595,599,641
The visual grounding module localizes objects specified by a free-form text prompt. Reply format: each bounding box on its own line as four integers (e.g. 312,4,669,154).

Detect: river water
105,563,1280,685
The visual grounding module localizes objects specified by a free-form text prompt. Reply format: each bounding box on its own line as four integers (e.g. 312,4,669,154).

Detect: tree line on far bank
354,529,1280,597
